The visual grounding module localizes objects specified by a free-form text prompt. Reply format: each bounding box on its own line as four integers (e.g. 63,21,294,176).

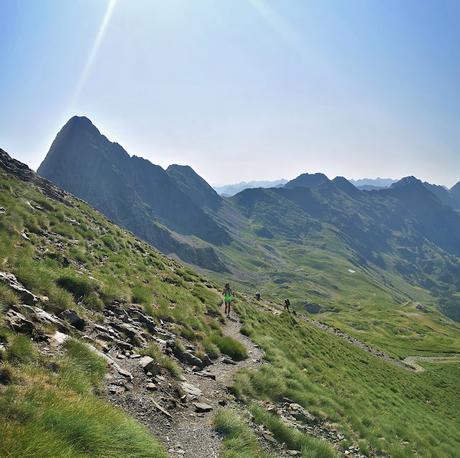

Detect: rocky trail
401,354,460,372
102,312,273,458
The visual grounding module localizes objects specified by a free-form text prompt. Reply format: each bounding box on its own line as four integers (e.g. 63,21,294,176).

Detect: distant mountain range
214,177,396,195
213,179,288,196
38,116,460,323
350,177,396,189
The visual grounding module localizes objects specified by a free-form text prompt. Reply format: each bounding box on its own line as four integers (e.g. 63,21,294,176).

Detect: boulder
288,403,317,424
146,382,157,391
182,351,203,368
167,340,203,367
222,356,237,365
21,305,67,330
112,322,146,346
49,331,69,346
117,367,133,379
139,356,161,375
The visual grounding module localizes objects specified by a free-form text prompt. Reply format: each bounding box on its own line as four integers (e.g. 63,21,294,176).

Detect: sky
1,0,460,187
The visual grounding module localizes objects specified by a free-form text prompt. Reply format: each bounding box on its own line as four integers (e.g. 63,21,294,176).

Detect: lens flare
69,0,117,109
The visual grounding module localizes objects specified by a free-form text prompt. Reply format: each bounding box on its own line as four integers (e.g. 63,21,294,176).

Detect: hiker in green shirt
223,283,233,318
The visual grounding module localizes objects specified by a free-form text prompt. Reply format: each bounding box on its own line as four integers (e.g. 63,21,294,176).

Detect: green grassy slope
206,187,460,358
0,156,236,456
233,299,460,458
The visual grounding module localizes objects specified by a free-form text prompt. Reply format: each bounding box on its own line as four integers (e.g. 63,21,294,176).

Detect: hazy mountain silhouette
38,116,230,271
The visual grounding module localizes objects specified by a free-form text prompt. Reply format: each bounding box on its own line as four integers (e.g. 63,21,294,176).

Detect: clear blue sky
1,0,459,186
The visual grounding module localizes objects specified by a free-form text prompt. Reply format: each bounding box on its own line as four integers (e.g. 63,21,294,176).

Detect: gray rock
0,272,38,305
117,368,133,379
288,403,317,424
139,355,161,375
4,309,36,335
181,382,202,398
49,331,69,346
193,402,213,413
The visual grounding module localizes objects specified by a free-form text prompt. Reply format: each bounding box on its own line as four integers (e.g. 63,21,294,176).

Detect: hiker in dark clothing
223,283,234,318
255,291,261,301
284,298,291,312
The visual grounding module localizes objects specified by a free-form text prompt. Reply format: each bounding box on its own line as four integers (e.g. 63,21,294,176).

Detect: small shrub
250,404,338,458
203,338,220,360
211,334,247,361
214,409,273,458
83,291,104,310
56,275,96,300
101,235,117,251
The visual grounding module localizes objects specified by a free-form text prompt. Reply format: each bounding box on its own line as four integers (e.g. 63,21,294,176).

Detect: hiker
222,283,233,317
284,298,291,313
255,291,261,301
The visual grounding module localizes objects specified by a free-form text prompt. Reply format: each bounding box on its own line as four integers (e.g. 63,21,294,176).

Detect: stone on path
193,402,213,413
181,382,202,398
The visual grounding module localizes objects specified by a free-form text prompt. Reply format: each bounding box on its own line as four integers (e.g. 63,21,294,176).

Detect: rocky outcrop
0,272,39,305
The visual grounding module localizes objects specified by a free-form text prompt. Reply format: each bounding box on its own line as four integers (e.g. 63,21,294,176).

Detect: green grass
56,274,97,300
62,338,108,387
0,383,167,458
232,301,460,457
0,334,167,457
211,333,248,361
6,335,37,364
0,283,19,306
210,201,460,359
213,408,274,458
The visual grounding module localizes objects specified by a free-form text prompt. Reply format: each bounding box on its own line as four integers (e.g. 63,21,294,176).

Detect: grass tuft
214,408,274,458
211,334,247,361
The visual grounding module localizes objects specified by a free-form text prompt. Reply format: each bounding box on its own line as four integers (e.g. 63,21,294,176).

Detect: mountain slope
38,116,229,271
167,164,222,210
2,148,460,457
204,175,460,355
0,147,239,457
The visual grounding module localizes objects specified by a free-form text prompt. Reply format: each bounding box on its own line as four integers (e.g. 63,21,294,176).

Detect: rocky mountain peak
167,164,222,210
284,172,330,189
